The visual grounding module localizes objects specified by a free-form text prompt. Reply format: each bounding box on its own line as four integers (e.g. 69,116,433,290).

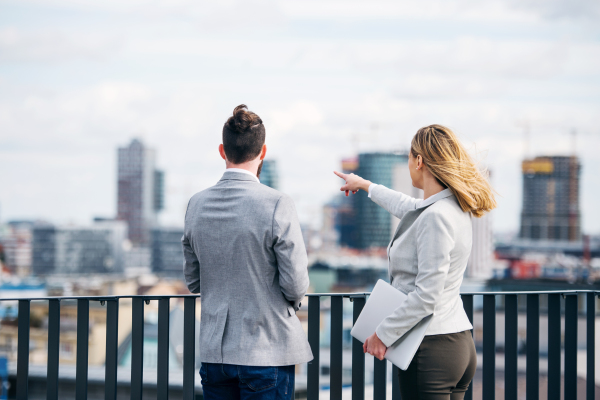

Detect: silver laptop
350,279,433,370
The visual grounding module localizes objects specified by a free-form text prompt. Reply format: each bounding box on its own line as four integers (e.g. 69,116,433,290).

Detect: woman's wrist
361,180,372,192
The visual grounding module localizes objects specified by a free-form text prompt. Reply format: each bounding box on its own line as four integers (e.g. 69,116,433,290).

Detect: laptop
350,279,433,370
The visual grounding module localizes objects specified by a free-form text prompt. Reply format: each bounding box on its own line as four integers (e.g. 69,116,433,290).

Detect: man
182,104,313,400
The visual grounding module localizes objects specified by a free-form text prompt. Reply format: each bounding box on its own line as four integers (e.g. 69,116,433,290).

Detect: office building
353,152,408,249
520,156,581,241
151,227,184,275
466,169,494,278
117,139,164,245
467,212,494,278
0,221,34,275
259,159,279,190
31,223,56,275
32,221,127,275
335,157,359,248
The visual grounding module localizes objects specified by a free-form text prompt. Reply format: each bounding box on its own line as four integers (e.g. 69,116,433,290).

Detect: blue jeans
200,363,295,400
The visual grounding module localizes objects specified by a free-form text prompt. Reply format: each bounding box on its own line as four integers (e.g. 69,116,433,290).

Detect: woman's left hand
363,332,387,360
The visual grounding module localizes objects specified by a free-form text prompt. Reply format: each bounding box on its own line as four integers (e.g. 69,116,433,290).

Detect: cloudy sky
1,0,599,233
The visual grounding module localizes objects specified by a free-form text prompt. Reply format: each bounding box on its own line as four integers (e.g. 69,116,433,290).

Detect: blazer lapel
387,204,434,255
387,205,432,283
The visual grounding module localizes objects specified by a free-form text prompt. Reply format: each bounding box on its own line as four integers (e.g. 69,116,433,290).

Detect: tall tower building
467,212,494,278
467,170,494,278
117,139,164,245
520,156,581,241
259,159,279,190
336,157,359,248
354,152,408,249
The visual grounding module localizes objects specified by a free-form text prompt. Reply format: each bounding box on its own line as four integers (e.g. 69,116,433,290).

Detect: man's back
183,170,313,366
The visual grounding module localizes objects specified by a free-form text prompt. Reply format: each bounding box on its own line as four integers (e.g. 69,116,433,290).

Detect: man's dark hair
223,104,266,164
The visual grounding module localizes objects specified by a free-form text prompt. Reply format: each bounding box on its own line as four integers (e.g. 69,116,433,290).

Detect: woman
335,124,496,400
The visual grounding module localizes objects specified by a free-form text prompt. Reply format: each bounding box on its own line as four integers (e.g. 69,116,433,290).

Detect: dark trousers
200,363,295,400
397,330,477,400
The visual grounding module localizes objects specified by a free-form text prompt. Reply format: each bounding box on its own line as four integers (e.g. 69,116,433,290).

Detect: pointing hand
333,171,372,196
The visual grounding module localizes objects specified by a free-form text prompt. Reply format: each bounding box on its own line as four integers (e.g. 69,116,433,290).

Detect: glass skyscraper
259,159,279,190
353,152,408,249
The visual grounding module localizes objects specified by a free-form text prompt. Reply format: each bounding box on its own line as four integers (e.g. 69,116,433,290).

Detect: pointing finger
333,171,347,180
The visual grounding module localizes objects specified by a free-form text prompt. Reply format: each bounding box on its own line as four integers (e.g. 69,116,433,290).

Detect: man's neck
225,160,260,177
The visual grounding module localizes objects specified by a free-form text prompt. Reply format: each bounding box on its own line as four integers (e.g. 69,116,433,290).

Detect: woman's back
370,186,473,342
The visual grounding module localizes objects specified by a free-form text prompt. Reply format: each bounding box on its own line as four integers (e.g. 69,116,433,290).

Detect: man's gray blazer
182,170,313,366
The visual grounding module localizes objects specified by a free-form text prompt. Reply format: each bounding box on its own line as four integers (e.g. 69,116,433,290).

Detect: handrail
1,289,598,302
0,294,201,302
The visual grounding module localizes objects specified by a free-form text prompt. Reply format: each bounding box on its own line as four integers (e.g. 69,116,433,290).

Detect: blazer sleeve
182,202,200,294
375,210,455,347
272,194,310,310
370,184,420,220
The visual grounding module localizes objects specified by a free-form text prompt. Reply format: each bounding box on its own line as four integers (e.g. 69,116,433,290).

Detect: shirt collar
416,188,454,209
224,168,260,183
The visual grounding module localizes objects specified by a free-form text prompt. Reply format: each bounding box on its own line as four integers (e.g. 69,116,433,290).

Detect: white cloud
0,27,121,63
509,0,600,20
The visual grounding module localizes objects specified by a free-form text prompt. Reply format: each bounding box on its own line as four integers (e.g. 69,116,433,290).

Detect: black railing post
76,299,89,400
105,299,119,400
391,365,401,400
47,299,60,400
587,293,595,400
548,294,561,400
307,296,320,400
131,297,145,400
483,294,496,400
351,297,366,400
461,294,474,400
526,294,540,400
330,296,344,400
373,359,387,400
16,300,30,400
504,294,519,399
183,296,196,400
565,294,578,399
505,294,518,400
157,298,170,400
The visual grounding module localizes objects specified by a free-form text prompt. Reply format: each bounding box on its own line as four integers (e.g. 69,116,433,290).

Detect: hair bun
229,104,262,132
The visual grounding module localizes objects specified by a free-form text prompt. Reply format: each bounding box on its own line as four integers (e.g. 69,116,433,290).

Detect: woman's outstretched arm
334,171,420,219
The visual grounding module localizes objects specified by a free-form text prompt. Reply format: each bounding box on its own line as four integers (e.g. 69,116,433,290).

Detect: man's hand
334,171,372,196
363,332,387,360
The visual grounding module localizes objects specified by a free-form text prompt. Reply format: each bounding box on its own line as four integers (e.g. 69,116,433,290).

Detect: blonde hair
410,125,497,218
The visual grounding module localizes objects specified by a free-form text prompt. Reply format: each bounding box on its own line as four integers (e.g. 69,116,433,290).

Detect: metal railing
4,295,199,400
2,290,598,400
305,290,598,400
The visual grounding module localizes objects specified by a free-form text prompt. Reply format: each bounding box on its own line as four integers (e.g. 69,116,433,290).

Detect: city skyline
1,0,599,233
1,135,599,235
